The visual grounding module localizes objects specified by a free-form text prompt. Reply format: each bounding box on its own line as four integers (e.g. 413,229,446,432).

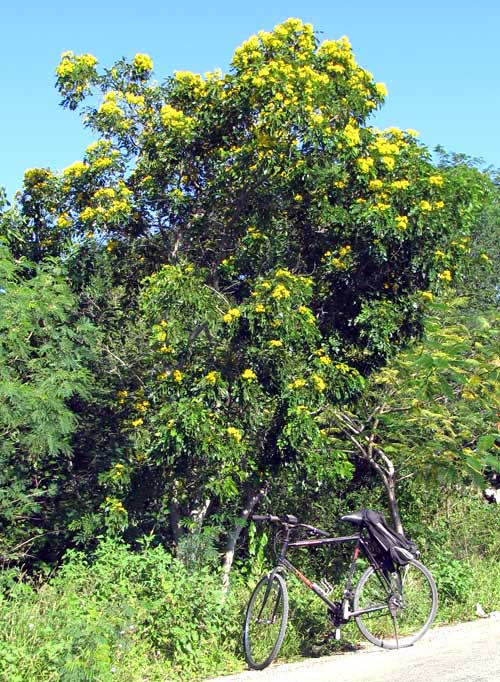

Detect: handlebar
251,513,330,537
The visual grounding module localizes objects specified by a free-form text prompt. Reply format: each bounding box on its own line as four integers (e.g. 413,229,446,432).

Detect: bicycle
243,511,438,670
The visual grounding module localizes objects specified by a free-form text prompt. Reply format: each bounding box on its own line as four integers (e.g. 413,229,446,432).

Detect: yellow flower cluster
391,179,410,190
112,463,125,480
173,370,183,383
255,303,267,313
133,53,153,71
288,378,306,389
205,371,219,384
421,291,434,301
312,374,326,392
57,213,72,229
105,497,126,514
56,52,97,78
343,122,361,147
271,284,291,300
99,91,123,118
241,368,257,381
428,175,444,186
269,339,283,348
63,160,88,178
357,157,374,174
247,226,264,239
223,308,241,323
160,104,194,132
227,426,243,443
438,270,452,282
135,400,149,413
395,215,409,231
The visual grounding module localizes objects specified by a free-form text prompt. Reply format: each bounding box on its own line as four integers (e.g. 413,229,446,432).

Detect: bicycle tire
353,558,438,649
243,572,289,670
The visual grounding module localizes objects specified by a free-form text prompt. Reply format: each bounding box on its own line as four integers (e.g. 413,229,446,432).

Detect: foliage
0,538,244,681
0,245,97,564
328,293,500,528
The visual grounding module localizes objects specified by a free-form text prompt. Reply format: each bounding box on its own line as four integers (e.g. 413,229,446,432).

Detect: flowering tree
6,19,484,575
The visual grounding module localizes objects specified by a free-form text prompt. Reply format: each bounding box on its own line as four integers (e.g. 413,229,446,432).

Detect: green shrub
0,538,244,681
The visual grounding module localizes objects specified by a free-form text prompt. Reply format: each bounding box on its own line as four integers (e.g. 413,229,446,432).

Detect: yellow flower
391,179,410,190
434,249,445,258
438,270,452,282
421,291,433,301
382,156,395,170
369,179,384,191
255,303,266,313
428,175,444,186
319,355,332,366
395,215,409,231
271,284,290,300
480,253,491,262
133,53,154,71
288,378,307,390
357,157,374,174
312,374,326,392
269,339,283,348
205,371,218,384
294,193,303,202
375,82,388,98
160,345,174,354
419,200,433,212
63,161,88,178
433,201,445,210
131,418,143,428
57,213,72,229
227,426,243,443
223,308,241,323
241,368,257,381
343,123,360,147
173,370,183,383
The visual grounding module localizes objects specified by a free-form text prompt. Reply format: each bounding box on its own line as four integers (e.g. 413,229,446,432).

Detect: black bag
362,509,419,568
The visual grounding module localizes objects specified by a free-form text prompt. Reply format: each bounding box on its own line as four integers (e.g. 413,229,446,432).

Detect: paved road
208,618,500,682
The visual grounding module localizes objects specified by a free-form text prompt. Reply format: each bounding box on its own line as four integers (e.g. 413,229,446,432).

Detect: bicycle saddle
340,511,363,525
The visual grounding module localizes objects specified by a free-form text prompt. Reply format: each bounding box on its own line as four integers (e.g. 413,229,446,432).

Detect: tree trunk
384,474,403,534
221,486,267,591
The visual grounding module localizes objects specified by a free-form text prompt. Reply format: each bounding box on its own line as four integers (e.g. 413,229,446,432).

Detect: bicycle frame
271,525,393,620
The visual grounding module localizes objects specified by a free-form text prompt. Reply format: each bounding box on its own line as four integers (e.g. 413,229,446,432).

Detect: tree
7,20,486,577
329,295,500,532
0,245,96,564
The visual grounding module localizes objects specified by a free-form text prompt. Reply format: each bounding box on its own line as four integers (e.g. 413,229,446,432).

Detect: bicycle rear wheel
243,572,289,670
353,559,437,649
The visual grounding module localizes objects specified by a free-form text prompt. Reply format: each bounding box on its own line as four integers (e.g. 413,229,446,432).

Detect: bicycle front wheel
354,559,437,649
243,572,289,670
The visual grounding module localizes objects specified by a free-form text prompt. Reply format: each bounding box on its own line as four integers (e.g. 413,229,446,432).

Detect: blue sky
2,0,499,200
